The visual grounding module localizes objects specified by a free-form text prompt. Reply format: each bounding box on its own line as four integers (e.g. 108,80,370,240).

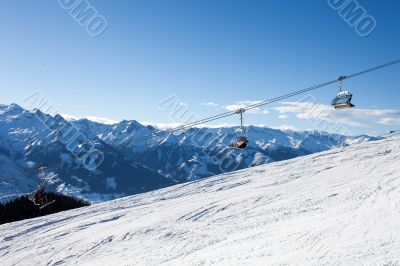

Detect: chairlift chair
331,76,355,109
229,108,248,149
27,163,56,209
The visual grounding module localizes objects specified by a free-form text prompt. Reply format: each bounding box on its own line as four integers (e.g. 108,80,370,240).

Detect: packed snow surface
1,139,400,265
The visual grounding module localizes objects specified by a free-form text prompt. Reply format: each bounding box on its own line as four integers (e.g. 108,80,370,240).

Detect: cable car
229,108,248,149
331,76,355,109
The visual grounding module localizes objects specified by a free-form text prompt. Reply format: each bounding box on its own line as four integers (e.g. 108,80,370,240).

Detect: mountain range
0,103,379,202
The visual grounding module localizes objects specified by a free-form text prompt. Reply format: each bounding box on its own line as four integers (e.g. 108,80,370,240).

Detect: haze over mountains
0,103,378,202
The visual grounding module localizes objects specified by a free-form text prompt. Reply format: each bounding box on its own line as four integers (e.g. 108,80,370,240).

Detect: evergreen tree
0,192,90,225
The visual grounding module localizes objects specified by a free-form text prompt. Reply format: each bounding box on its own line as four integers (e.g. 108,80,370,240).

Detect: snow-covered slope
1,139,399,265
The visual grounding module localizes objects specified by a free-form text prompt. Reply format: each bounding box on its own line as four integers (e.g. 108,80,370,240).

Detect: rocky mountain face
0,104,378,202
0,104,174,203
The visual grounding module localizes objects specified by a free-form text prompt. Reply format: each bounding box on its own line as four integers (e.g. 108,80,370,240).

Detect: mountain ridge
0,103,380,202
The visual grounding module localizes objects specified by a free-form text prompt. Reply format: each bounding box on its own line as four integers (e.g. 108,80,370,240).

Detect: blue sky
1,0,399,135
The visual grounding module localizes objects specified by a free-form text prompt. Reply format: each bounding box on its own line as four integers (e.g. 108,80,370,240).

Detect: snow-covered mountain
0,104,174,203
1,138,399,265
70,112,377,182
0,103,378,202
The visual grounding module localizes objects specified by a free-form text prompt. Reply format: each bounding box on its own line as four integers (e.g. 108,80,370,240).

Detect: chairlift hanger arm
338,76,347,91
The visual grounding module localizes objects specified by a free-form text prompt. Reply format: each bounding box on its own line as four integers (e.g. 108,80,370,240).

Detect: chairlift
331,76,355,109
27,163,55,209
229,108,248,149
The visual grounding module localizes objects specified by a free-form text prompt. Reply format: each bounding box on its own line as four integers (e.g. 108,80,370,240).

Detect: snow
1,139,400,265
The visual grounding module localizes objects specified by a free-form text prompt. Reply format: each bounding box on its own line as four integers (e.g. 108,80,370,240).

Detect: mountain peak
53,114,66,122
0,103,25,115
8,103,23,109
118,120,145,131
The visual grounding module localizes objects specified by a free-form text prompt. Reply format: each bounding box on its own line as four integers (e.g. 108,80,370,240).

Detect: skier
28,184,55,209
33,185,46,206
230,136,248,149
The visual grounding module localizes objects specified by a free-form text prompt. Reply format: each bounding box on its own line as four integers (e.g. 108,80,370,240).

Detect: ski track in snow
1,139,400,265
